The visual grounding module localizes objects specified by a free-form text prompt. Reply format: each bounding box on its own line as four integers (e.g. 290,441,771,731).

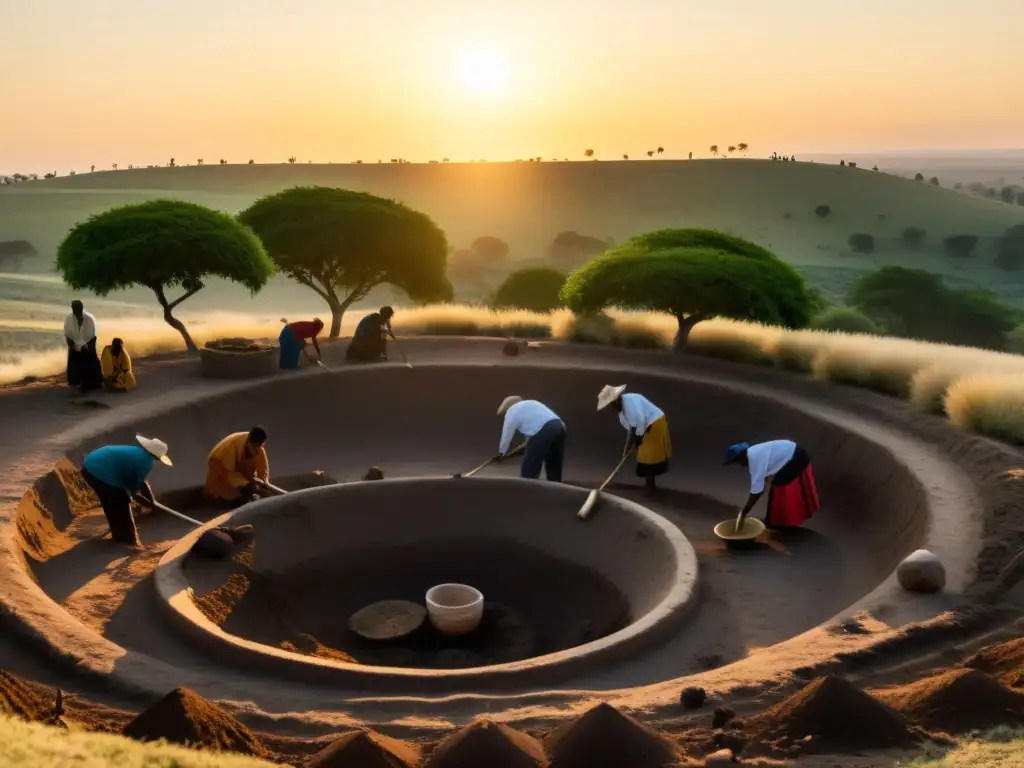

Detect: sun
458,46,510,94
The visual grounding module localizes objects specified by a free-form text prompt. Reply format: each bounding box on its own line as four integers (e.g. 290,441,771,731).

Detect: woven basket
200,342,277,379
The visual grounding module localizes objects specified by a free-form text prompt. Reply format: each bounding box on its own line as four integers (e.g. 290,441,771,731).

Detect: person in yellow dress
597,384,672,495
100,338,136,392
204,426,270,505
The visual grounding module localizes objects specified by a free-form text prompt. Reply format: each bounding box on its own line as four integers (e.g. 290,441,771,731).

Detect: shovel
734,510,746,535
254,478,288,496
577,447,635,521
138,496,254,540
391,337,414,369
453,442,526,478
315,360,333,372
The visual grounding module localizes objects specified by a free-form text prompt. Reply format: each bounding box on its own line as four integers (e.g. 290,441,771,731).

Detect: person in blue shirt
345,306,395,362
80,435,173,545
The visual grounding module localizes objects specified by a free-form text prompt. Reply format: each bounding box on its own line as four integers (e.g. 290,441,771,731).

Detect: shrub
943,234,979,259
546,231,609,265
766,331,833,373
814,205,832,219
491,267,566,312
915,173,925,182
1001,186,1017,204
930,177,940,186
810,307,879,334
470,235,509,263
946,374,1024,444
687,320,777,365
848,233,876,254
994,225,1024,272
901,226,927,250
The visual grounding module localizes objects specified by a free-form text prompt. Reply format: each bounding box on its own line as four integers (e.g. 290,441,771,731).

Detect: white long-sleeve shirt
746,439,797,494
64,311,97,351
499,400,560,455
618,392,664,436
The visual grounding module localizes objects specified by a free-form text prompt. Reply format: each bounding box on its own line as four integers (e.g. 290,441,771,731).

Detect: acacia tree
710,145,719,157
238,186,452,338
560,229,813,350
56,200,274,351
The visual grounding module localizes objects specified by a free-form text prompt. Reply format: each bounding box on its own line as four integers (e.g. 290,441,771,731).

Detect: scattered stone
502,341,520,357
363,466,385,481
308,728,421,768
897,549,946,593
0,670,42,721
704,749,735,766
680,686,707,709
545,702,679,768
194,529,234,559
879,668,1024,733
726,719,745,731
123,687,266,756
838,618,870,635
712,705,735,729
425,718,545,768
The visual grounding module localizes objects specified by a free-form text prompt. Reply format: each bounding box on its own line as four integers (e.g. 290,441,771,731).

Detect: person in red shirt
278,317,324,369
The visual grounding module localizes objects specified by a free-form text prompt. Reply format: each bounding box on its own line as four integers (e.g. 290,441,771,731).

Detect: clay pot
426,583,484,636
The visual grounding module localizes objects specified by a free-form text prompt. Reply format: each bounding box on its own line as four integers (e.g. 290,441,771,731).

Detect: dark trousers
345,335,386,362
67,339,103,391
82,468,140,545
521,419,566,482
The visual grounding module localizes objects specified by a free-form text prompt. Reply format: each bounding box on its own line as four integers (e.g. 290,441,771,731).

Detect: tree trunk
164,307,198,352
672,313,708,352
325,288,366,339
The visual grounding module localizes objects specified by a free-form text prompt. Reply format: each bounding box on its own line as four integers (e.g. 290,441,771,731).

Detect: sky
2,0,1023,173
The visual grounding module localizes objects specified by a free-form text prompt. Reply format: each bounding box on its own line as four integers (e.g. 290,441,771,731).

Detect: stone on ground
308,729,421,768
704,749,736,766
680,686,707,709
897,549,946,593
194,529,234,559
425,718,545,768
544,702,679,768
711,705,735,728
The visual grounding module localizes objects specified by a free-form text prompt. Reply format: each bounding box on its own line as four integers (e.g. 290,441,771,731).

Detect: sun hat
597,384,627,411
723,442,750,466
497,395,522,416
136,435,173,466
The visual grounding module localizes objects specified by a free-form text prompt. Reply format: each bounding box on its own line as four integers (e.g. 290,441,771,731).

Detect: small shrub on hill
546,231,609,266
470,235,509,263
943,234,979,259
811,307,879,335
848,233,876,254
491,267,566,312
814,205,832,219
1001,186,1017,204
901,226,927,250
994,225,1024,272
930,176,940,186
915,173,925,182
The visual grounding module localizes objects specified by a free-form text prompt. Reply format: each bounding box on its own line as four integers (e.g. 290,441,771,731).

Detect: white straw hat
597,384,627,411
136,434,173,466
497,395,522,416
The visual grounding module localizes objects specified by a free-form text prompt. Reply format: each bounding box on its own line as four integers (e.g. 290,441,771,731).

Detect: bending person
64,300,103,393
80,435,173,546
597,384,672,495
345,306,395,362
100,337,136,392
724,439,820,529
496,396,567,482
278,318,324,369
204,426,270,505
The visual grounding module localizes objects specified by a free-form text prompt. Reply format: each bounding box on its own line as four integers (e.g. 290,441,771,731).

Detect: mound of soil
281,633,357,664
123,687,266,756
425,719,546,768
963,637,1024,687
880,668,1024,733
544,702,679,768
0,670,42,721
308,729,421,768
750,676,918,753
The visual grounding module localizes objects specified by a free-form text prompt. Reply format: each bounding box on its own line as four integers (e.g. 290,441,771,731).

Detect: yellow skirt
636,415,672,477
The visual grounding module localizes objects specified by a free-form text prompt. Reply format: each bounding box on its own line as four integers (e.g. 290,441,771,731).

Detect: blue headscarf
723,442,750,465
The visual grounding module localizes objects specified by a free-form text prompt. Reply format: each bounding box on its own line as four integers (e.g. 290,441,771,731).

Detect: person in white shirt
724,439,820,529
64,300,103,393
496,396,567,481
596,384,672,496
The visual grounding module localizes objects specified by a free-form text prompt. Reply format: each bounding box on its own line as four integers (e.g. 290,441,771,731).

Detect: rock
704,749,735,766
897,549,946,593
194,530,234,559
712,706,735,729
680,686,707,709
502,341,520,357
362,467,385,481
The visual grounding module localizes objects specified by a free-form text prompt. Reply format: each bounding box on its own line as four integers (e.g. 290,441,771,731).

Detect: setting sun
457,46,510,94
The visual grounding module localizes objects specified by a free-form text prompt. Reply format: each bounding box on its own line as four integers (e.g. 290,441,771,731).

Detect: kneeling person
725,439,819,529
205,426,270,505
497,396,567,482
345,306,395,362
100,337,136,392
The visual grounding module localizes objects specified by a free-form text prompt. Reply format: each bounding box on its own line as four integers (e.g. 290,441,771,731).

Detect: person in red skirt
724,439,820,529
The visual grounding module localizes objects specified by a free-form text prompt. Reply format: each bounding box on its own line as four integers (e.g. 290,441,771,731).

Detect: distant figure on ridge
278,317,324,369
204,426,271,505
80,435,173,546
64,300,103,393
100,337,136,392
496,396,567,482
345,306,396,362
597,385,672,496
724,439,819,529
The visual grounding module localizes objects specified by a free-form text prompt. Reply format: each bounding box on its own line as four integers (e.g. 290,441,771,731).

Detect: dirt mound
425,719,546,768
963,637,1024,687
123,687,266,756
751,676,918,752
0,671,43,721
308,729,420,768
544,702,678,768
880,668,1024,733
281,633,358,664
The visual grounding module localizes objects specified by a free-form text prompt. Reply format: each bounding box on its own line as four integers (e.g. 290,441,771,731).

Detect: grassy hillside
3,160,1024,305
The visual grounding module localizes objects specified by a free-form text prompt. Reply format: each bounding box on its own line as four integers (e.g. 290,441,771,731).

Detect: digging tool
315,359,333,372
391,336,414,369
577,447,635,521
137,496,254,539
734,510,746,535
452,442,526,478
254,477,288,495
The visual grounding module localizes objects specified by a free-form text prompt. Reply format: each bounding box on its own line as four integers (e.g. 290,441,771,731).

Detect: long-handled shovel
453,442,526,479
315,360,333,372
577,446,635,521
391,336,414,369
254,477,288,496
138,496,254,539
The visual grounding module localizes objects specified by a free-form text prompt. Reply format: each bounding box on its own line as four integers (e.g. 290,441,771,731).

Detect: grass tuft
945,373,1024,444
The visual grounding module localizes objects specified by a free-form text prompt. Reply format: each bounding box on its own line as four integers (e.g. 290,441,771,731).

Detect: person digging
496,396,567,481
204,426,271,507
724,439,820,530
345,306,396,362
597,384,672,497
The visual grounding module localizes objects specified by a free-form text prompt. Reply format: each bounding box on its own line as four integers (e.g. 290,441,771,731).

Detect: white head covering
136,434,173,466
597,384,627,411
497,395,522,416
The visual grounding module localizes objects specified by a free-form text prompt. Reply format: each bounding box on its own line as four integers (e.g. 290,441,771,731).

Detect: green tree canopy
238,186,452,337
560,228,813,350
491,267,566,312
810,306,880,335
56,200,273,351
848,266,1018,350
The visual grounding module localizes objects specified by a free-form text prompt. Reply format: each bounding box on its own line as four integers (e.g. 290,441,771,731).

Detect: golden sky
2,0,1022,172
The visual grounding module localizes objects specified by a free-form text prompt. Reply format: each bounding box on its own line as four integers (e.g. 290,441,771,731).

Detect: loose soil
963,636,1024,687
879,668,1024,733
425,719,547,768
0,670,43,721
543,702,680,768
307,729,421,768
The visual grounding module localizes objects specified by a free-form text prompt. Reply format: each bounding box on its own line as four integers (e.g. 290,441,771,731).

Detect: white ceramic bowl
425,583,484,636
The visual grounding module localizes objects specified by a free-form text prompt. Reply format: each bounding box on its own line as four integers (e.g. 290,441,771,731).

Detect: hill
2,160,1024,306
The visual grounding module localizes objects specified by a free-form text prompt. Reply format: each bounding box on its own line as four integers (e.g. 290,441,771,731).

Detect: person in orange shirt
204,426,270,505
100,338,136,391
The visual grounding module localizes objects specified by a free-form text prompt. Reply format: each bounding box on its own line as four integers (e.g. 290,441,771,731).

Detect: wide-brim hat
597,384,627,411
497,395,522,416
136,434,173,466
723,442,750,466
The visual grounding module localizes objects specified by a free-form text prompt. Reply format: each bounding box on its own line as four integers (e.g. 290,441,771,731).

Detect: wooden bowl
713,517,766,543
